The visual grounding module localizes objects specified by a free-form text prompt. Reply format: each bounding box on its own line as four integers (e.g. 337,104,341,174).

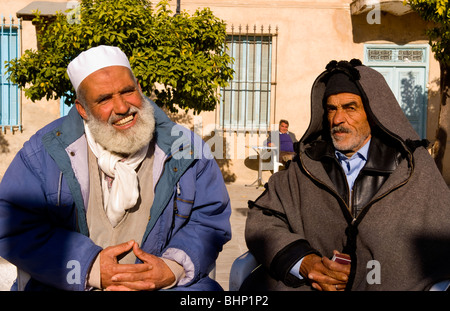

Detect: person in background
267,119,298,166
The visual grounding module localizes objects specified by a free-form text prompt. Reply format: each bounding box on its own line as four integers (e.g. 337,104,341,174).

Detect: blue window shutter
60,96,72,117
0,15,21,132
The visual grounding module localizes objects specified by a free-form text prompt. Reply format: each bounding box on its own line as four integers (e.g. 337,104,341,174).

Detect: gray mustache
331,126,351,134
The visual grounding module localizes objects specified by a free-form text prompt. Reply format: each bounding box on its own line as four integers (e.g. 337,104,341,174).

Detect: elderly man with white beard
0,45,231,291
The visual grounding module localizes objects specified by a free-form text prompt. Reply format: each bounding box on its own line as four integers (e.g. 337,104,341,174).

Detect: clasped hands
300,250,351,291
100,240,175,291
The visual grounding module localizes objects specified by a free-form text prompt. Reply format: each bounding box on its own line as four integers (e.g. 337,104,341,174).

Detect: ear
75,99,88,121
137,80,142,93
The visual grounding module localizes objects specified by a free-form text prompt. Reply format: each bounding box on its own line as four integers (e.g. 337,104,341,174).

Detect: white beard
85,96,155,156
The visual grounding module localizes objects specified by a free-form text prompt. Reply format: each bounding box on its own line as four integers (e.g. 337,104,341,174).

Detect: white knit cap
67,45,132,92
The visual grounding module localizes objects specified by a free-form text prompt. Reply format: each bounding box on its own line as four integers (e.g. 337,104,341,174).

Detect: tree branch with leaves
405,0,450,173
6,0,234,114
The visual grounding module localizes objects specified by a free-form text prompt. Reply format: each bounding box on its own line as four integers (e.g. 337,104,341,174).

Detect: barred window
220,25,276,130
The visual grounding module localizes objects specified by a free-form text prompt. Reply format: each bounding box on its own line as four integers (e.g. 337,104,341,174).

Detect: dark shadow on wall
165,109,193,126
209,130,274,183
203,130,237,184
165,109,237,183
0,132,9,154
351,12,431,44
216,158,237,184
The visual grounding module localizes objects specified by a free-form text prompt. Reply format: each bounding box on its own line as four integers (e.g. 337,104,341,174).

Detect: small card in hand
331,253,351,265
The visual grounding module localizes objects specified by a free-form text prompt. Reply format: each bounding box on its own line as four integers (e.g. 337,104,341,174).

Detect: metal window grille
367,47,425,63
367,49,392,61
220,25,277,130
0,15,21,133
397,49,424,62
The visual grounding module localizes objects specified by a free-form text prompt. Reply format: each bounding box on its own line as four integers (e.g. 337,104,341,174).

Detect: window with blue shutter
0,15,21,133
60,96,72,117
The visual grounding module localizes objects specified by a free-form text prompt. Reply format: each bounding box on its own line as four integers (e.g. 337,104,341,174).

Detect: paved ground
0,257,16,291
215,182,264,290
0,181,264,291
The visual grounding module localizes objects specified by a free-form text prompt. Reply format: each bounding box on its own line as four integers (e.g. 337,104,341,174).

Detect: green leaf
5,0,233,112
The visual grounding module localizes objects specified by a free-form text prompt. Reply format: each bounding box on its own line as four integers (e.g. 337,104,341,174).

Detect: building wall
179,0,446,184
0,0,447,184
0,0,63,181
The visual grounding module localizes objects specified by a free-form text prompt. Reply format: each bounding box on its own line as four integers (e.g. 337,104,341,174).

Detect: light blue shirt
334,139,371,192
289,140,371,280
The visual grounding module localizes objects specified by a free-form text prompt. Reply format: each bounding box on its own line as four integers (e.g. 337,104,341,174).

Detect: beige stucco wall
178,1,360,183
0,0,63,181
179,0,445,183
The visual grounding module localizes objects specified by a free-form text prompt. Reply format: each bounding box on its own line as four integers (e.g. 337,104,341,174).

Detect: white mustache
108,105,139,125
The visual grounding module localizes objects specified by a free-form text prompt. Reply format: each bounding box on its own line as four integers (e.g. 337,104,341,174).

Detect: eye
326,105,337,113
97,96,112,104
121,87,137,96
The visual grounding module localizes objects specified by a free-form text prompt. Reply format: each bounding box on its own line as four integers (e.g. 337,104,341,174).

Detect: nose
332,107,346,126
112,95,130,115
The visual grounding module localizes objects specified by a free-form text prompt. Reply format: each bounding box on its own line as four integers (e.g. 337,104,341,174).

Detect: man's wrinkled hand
102,241,175,291
99,240,135,289
300,250,351,291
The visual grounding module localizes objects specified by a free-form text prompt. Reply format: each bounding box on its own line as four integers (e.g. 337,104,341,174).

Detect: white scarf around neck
84,123,148,227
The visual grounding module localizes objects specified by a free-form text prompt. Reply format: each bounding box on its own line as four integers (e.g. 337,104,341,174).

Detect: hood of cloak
299,59,424,156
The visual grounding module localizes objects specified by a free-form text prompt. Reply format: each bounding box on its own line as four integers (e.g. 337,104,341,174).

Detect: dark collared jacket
307,135,403,220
